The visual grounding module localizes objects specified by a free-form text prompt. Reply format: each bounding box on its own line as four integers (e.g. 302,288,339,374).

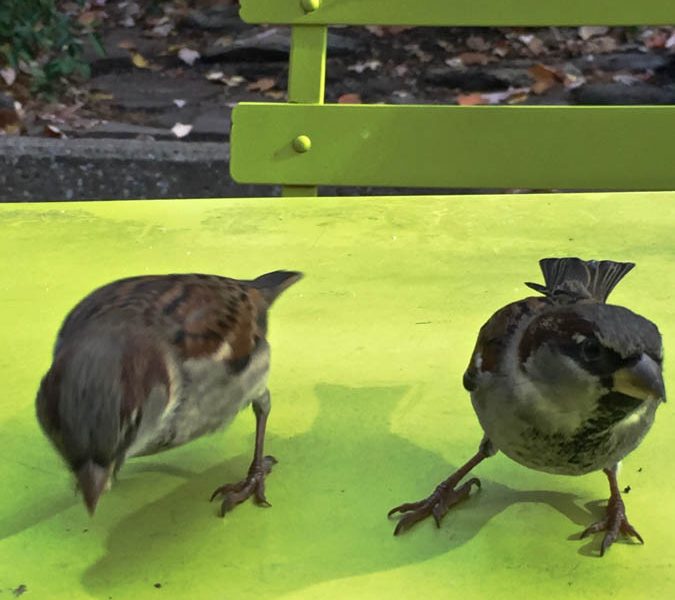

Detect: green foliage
0,0,90,95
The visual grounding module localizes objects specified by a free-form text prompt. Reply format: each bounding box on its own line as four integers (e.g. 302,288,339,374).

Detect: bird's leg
580,464,643,556
210,390,277,516
388,438,494,535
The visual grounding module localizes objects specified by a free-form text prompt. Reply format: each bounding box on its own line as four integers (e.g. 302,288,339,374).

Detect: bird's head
36,336,142,515
518,302,665,412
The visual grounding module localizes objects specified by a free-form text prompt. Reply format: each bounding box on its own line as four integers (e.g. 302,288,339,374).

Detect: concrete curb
0,137,272,201
1,137,491,201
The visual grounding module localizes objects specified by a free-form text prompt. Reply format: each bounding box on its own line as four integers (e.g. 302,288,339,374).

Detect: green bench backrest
231,0,675,196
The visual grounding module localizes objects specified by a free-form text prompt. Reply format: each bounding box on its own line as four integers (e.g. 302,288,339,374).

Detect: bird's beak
77,461,111,515
613,354,666,403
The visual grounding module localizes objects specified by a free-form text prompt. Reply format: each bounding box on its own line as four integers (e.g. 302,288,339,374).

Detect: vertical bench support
282,25,328,197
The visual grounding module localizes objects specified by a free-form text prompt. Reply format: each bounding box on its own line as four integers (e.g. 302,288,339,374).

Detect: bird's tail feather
526,257,635,303
250,270,303,305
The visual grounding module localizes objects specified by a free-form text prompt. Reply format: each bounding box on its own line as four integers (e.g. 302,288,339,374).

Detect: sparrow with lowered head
36,270,302,516
389,258,665,555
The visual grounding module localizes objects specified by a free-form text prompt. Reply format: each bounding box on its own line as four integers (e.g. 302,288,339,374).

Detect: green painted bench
231,0,675,196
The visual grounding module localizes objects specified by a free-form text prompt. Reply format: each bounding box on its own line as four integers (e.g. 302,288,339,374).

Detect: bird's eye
580,337,602,362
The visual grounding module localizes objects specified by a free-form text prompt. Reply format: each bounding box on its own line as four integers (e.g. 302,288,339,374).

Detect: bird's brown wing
157,276,264,368
58,274,265,365
42,275,265,433
463,296,549,391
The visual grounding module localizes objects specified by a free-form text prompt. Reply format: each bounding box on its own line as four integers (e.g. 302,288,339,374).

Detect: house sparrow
36,270,302,516
389,258,665,555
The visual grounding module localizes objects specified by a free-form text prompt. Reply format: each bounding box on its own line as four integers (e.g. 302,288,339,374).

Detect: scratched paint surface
1,193,673,599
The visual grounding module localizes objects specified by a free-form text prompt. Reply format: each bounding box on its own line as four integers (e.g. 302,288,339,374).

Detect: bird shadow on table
81,383,608,597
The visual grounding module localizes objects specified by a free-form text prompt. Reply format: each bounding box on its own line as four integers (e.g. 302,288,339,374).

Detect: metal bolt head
293,135,312,153
301,0,321,13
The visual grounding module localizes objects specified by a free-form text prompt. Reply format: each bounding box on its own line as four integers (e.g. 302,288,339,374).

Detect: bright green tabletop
1,193,674,599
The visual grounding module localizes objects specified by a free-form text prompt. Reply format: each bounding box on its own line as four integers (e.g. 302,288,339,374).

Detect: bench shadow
80,383,603,597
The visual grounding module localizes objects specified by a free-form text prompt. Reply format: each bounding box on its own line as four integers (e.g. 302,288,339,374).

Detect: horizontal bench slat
240,0,675,26
230,103,675,189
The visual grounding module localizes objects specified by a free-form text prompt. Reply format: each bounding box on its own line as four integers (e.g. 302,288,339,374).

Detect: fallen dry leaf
644,30,669,49
77,10,100,27
0,67,16,86
466,35,489,52
131,52,151,69
404,43,433,62
0,123,21,136
89,91,114,101
171,122,192,138
0,108,20,131
178,47,200,66
456,88,529,106
588,36,619,54
528,63,563,95
44,124,66,138
205,72,246,87
526,36,546,55
117,39,136,50
366,25,413,37
458,52,489,66
264,90,286,100
480,88,531,105
222,75,246,87
215,35,234,48
493,42,510,58
579,26,610,40
506,91,530,104
338,93,361,104
247,77,276,92
444,57,463,69
613,73,642,86
347,60,381,74
150,22,173,37
456,93,486,106
394,64,408,77
387,26,414,35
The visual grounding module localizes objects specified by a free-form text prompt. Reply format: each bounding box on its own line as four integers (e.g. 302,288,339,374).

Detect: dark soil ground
2,1,674,143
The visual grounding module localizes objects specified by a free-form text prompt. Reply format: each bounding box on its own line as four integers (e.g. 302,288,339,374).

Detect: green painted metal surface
240,0,675,26
288,26,326,104
230,103,675,189
1,193,675,598
284,25,327,197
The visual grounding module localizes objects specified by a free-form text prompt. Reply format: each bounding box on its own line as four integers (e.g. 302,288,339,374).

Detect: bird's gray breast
128,343,270,457
474,379,658,475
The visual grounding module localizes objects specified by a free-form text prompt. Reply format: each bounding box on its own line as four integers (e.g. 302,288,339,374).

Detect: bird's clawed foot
580,494,643,556
210,455,278,516
388,476,481,535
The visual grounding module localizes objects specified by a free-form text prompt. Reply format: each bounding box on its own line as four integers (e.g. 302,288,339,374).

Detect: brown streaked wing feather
157,277,263,366
56,274,264,369
56,275,181,347
463,296,549,391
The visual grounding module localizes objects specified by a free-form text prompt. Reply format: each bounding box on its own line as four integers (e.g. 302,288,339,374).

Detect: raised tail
249,270,303,305
525,257,635,303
